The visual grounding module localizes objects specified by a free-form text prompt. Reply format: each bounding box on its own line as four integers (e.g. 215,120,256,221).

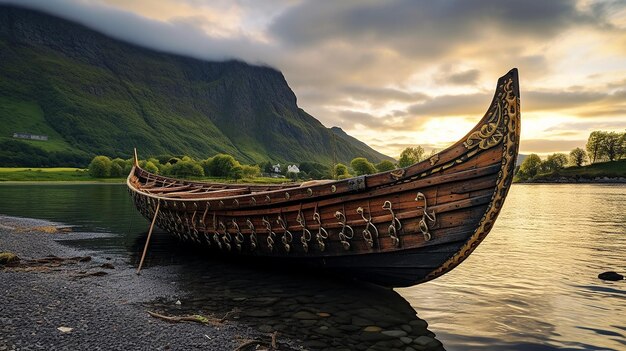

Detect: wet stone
293,311,318,320
413,335,436,346
400,337,413,344
248,297,280,306
303,340,328,349
299,319,317,327
339,325,361,332
409,319,428,328
401,324,412,333
359,332,394,342
352,316,374,327
382,330,407,338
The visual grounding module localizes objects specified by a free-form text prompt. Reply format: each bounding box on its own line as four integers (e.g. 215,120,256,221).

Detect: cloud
269,0,603,58
408,93,491,117
520,139,587,153
0,0,624,157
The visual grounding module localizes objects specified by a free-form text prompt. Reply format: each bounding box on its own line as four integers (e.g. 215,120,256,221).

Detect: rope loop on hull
313,206,328,251
335,209,354,250
276,215,293,253
356,205,378,249
262,217,276,252
383,201,401,247
296,209,312,253
416,192,437,241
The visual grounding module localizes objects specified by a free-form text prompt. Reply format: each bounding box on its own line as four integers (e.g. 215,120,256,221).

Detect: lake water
0,183,624,350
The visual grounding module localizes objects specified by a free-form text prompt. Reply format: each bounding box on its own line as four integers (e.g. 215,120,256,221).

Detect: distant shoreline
515,177,626,184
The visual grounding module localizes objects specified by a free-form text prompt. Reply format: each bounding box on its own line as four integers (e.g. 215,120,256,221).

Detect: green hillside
0,5,392,167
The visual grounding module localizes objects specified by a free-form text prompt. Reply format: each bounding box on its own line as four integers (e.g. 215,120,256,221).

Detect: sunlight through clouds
3,0,624,158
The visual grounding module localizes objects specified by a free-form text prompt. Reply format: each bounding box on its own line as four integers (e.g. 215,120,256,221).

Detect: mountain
0,5,392,167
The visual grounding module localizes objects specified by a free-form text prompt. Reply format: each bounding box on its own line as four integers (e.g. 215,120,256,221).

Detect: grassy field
0,167,120,182
0,167,294,184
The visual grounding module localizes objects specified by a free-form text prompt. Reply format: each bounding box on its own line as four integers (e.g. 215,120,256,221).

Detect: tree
144,161,159,174
600,131,622,161
201,157,213,175
172,160,204,177
569,148,587,167
376,160,395,172
586,131,606,163
334,163,350,179
621,133,626,160
207,154,239,177
517,154,541,180
298,162,330,179
110,158,127,177
541,153,568,173
398,146,425,168
88,156,112,178
350,157,376,176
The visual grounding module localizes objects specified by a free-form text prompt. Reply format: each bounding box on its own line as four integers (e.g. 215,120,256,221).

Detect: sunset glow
4,0,625,158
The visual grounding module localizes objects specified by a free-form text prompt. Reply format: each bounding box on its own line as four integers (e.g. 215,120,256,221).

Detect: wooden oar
136,200,160,275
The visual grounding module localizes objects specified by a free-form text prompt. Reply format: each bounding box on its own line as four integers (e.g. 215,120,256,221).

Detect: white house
287,165,300,173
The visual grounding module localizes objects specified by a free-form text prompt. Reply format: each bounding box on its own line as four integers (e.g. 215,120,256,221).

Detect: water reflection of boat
136,233,444,351
127,69,521,287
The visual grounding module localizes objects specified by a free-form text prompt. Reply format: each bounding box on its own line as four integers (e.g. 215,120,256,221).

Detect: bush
241,165,261,178
334,163,350,179
376,160,395,172
88,156,112,178
229,165,244,179
350,157,376,176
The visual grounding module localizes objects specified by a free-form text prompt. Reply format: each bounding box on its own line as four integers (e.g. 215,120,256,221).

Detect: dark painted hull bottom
188,240,459,287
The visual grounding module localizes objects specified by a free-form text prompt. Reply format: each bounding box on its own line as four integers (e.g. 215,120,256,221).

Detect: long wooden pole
137,200,160,275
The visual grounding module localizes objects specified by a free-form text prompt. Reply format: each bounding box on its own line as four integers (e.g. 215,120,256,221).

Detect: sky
3,0,626,158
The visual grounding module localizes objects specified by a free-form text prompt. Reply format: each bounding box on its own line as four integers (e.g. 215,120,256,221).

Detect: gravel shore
0,216,284,351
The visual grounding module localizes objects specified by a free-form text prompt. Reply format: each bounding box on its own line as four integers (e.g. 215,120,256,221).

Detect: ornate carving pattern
463,99,504,150
423,77,520,282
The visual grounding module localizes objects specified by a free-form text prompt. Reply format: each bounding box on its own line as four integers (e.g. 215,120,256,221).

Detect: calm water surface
0,183,624,350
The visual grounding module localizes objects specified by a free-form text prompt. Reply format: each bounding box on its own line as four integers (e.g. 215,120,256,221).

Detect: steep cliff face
0,5,392,165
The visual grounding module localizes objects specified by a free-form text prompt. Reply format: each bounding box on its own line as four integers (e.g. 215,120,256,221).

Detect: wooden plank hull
126,69,521,287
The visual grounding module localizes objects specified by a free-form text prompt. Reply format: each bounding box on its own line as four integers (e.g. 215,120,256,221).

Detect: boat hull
127,69,521,287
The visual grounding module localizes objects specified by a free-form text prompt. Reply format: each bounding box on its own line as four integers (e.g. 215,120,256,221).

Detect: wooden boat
127,68,521,287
